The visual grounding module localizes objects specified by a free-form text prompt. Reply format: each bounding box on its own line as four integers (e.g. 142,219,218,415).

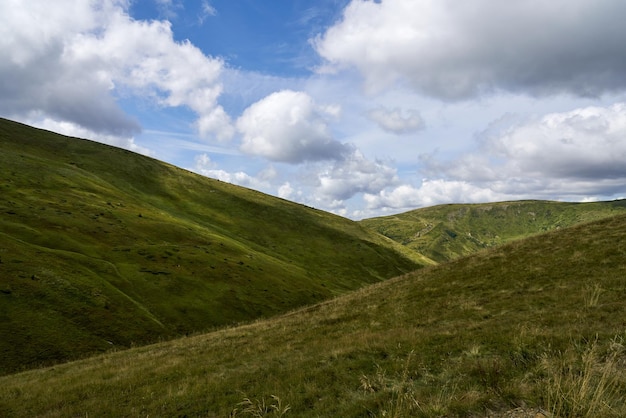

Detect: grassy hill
0,118,423,375
360,200,626,263
1,213,625,417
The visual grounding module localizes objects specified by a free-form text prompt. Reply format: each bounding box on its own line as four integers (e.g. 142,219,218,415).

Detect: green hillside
0,118,423,375
361,200,626,263
2,213,625,417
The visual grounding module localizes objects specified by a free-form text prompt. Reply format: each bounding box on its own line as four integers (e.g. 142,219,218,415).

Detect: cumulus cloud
0,0,231,142
193,153,271,190
366,107,424,134
234,89,407,210
364,181,508,212
237,90,350,163
421,103,626,201
315,150,399,202
314,0,626,99
486,104,626,180
278,182,295,200
361,103,626,215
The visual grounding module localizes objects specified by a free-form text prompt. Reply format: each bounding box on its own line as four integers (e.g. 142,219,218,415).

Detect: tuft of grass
540,337,624,418
360,354,421,417
583,283,604,308
230,395,291,417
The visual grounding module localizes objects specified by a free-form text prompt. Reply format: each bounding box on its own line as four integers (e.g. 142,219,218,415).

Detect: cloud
461,104,626,180
366,107,424,134
314,0,626,99
488,104,626,180
421,103,626,200
364,180,507,212
278,182,295,200
361,102,626,215
236,90,350,163
193,153,271,190
315,150,398,202
154,0,182,19
0,0,231,142
199,0,217,24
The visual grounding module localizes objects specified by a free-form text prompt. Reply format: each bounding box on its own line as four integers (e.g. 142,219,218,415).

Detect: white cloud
199,0,217,24
0,0,231,142
194,153,216,170
364,180,508,212
193,153,271,190
154,0,183,19
421,103,626,201
196,107,235,141
487,104,626,179
366,107,424,134
236,90,350,163
278,182,294,199
314,0,626,99
315,150,399,202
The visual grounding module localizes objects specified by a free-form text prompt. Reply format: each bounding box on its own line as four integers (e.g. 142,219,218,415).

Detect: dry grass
541,337,625,417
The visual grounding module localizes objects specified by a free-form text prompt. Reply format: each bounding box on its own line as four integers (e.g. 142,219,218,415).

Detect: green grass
0,118,422,374
360,200,626,263
1,213,625,417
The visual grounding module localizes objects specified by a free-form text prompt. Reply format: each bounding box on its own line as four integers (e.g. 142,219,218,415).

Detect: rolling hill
0,118,424,375
1,212,625,417
360,200,626,263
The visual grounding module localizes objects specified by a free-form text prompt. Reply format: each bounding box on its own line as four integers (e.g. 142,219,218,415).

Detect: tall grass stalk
230,395,291,417
583,283,603,308
542,338,623,417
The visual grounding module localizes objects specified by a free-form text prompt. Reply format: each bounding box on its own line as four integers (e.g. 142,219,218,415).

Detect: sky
2,0,626,219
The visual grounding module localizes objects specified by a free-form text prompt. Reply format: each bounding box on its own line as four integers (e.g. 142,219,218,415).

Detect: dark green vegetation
2,212,625,417
360,200,626,263
0,118,423,375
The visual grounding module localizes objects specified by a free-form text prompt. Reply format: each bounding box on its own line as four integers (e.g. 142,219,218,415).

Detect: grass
541,337,623,417
0,117,422,374
230,395,291,417
360,200,626,263
1,213,625,417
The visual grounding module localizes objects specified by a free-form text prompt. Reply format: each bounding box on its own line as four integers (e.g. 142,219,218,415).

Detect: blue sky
130,1,349,77
2,0,626,219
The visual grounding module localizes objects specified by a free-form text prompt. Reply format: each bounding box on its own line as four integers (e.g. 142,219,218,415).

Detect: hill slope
0,118,423,374
1,214,625,417
360,200,626,262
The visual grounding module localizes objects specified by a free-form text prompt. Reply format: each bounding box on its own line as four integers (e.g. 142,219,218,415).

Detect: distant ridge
0,117,422,374
361,199,626,262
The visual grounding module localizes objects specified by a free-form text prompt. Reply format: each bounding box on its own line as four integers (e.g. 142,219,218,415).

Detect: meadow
0,118,420,374
1,214,625,416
